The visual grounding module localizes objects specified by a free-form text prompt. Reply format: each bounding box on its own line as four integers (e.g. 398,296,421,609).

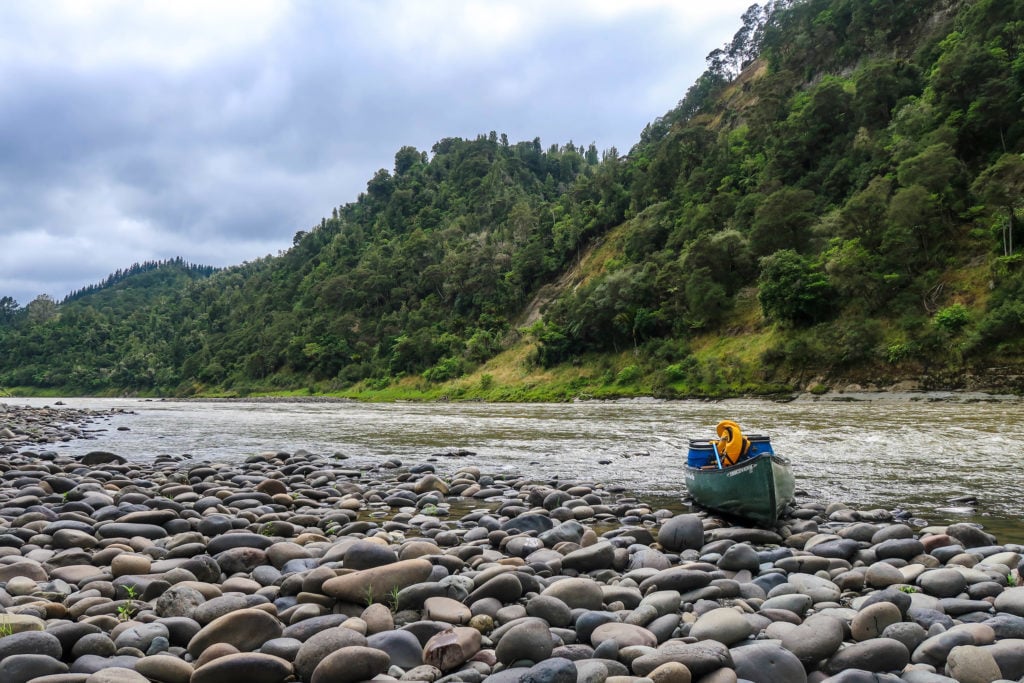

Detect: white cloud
3,0,287,72
0,1,755,305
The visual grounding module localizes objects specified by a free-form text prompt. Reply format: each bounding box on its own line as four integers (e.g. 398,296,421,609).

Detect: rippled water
8,394,1024,542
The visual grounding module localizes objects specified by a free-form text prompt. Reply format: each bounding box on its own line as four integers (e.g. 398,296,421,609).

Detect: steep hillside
2,0,1023,398
529,0,1024,395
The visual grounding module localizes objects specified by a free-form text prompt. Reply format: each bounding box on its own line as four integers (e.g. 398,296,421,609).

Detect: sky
0,0,753,306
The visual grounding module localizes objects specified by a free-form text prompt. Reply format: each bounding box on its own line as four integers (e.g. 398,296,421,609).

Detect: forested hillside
2,0,1023,398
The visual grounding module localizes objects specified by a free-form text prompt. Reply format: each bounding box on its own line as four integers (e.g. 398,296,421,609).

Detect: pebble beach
1,402,1023,683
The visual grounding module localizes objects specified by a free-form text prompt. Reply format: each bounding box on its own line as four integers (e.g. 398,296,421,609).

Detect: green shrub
616,365,641,384
664,363,687,382
423,357,463,382
886,342,913,364
933,304,970,332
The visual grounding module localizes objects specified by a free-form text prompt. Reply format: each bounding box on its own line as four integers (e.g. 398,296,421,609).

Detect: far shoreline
5,386,1024,406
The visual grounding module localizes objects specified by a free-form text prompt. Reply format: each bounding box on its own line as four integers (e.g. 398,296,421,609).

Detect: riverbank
0,407,1022,682
5,345,1024,403
0,401,132,452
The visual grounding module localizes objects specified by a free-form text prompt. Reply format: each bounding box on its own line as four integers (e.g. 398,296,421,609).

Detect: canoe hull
683,453,795,526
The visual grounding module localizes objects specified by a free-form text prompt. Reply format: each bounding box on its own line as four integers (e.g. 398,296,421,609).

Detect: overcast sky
0,0,753,306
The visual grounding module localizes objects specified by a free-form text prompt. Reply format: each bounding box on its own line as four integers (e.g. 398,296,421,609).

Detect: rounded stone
340,539,399,571
760,593,812,615
84,668,150,683
360,602,394,634
0,630,63,660
111,554,152,578
191,652,294,683
732,642,807,683
294,627,368,682
367,629,427,670
134,654,194,683
718,544,760,573
466,573,523,604
187,608,284,658
638,568,712,594
561,541,615,572
658,515,704,553
0,653,68,682
321,558,432,604
994,586,1024,617
825,637,910,675
519,656,577,683
945,644,1002,683
780,614,845,665
648,661,692,683
310,646,389,683
591,622,657,649
689,607,752,646
875,538,925,561
851,601,903,641
880,621,928,654
424,596,472,625
495,619,553,665
541,577,604,611
5,576,38,596
154,585,206,618
918,568,968,598
945,523,995,549
114,623,169,652
865,562,905,589
525,595,572,628
420,626,481,672
72,633,117,658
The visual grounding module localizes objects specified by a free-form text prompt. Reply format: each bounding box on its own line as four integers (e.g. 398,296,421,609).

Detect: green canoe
683,451,796,526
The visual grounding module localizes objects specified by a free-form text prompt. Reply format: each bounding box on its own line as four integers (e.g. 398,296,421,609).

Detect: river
6,393,1024,543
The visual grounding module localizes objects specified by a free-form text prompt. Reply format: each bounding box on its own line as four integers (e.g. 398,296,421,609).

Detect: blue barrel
687,440,716,468
747,434,774,457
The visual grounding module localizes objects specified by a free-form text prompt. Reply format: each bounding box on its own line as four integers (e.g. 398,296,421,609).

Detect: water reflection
8,394,1024,542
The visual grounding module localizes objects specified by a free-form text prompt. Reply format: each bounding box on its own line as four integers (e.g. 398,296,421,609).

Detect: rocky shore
0,403,130,451
0,406,1023,683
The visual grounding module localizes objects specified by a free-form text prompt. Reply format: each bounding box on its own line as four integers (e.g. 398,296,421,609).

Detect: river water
7,393,1024,542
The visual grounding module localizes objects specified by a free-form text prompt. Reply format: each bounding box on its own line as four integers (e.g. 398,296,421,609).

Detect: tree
749,187,817,257
885,185,944,266
683,267,729,329
0,297,18,325
823,238,887,311
394,146,424,176
25,294,58,325
896,143,964,210
971,153,1024,256
758,250,833,326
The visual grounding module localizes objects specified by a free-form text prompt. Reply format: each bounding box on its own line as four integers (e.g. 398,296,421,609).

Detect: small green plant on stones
1008,573,1018,587
364,585,376,606
898,585,919,594
0,620,13,637
387,585,401,611
118,584,139,621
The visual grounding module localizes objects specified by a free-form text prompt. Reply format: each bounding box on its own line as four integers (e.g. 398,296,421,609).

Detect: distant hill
2,0,1023,398
62,258,218,308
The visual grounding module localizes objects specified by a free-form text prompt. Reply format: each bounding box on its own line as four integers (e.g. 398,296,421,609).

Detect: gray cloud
0,1,751,306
